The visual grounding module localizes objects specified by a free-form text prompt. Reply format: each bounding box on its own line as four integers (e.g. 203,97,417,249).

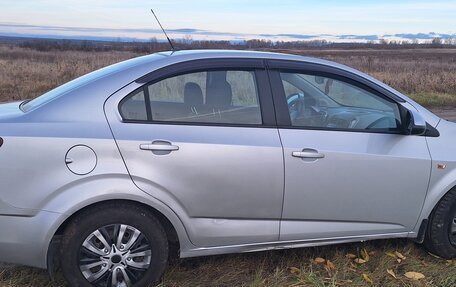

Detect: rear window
21,53,165,112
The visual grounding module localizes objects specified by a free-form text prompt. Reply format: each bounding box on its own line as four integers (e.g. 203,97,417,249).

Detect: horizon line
1,22,455,44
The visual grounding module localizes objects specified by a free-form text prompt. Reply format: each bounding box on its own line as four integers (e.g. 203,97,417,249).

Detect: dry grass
0,45,138,102
280,49,456,105
1,45,456,107
1,44,456,287
1,239,456,287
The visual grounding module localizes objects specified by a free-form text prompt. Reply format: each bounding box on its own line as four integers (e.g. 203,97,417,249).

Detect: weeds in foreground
2,239,456,287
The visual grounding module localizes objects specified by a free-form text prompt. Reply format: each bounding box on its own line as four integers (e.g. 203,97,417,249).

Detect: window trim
136,58,264,83
119,58,276,127
267,68,407,134
266,59,406,103
118,87,148,121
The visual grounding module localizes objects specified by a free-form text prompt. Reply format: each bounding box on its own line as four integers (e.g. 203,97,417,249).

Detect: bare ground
430,108,456,122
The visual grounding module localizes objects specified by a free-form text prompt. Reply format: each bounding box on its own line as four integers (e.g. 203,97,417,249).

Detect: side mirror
405,109,427,135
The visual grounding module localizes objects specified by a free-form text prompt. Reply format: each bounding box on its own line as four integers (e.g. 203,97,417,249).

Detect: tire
60,202,168,287
424,187,456,258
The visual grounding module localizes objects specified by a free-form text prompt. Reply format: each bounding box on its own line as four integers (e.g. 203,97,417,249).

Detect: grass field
1,45,455,107
1,239,456,287
1,44,456,287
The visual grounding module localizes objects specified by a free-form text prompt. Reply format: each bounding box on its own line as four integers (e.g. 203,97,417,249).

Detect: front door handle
292,149,325,159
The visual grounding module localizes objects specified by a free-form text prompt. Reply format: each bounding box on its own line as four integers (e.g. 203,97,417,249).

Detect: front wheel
60,203,168,287
424,187,456,258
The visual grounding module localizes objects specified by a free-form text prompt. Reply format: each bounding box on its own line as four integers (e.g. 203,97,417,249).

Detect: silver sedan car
0,50,455,287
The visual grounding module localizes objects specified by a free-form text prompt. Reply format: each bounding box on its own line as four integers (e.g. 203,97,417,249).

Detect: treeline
4,36,456,53
246,38,456,49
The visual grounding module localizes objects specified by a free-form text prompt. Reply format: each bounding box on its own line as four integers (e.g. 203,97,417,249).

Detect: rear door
267,60,432,241
105,59,284,247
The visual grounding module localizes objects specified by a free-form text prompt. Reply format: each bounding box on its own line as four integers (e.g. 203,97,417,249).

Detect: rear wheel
60,203,168,287
424,188,456,258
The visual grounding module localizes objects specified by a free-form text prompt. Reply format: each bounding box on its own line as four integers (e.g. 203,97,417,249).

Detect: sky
0,0,455,42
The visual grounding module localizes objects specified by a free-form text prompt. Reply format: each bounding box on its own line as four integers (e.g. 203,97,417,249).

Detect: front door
268,67,432,241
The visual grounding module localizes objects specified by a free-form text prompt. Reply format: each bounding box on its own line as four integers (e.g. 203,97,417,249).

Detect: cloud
0,23,454,43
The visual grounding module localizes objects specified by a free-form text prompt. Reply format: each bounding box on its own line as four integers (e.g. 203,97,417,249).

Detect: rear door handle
292,150,325,159
140,142,179,151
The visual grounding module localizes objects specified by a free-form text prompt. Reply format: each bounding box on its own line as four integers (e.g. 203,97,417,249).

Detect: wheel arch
53,199,179,242
46,197,191,277
414,180,456,239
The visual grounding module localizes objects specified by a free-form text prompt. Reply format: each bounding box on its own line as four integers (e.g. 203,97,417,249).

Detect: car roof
157,49,318,61
133,49,344,70
107,49,382,89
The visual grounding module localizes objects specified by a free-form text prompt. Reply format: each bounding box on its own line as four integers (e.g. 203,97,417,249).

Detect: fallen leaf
346,253,357,259
361,248,370,262
386,252,396,258
362,273,373,284
405,271,425,280
368,251,376,256
290,267,301,274
387,269,397,279
395,251,406,260
397,258,402,264
314,257,326,264
326,260,335,271
354,258,366,264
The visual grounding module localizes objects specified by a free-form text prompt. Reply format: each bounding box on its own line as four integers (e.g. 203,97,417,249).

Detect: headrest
206,81,232,107
184,82,204,106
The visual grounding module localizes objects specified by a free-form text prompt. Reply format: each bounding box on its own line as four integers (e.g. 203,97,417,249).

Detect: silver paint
0,50,453,272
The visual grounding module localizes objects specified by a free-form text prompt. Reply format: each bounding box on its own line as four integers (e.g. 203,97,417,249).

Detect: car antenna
150,9,176,51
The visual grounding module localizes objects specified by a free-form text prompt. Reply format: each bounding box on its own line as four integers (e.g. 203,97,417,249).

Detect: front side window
280,72,402,132
120,70,262,125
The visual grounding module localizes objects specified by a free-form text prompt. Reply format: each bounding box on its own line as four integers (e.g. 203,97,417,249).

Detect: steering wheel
286,93,304,121
366,116,393,129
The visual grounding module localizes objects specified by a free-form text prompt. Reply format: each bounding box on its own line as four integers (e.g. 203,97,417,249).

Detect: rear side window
120,70,262,125
119,89,147,121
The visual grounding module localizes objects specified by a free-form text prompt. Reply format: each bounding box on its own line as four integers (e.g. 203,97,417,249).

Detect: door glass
119,89,147,121
227,71,258,106
280,72,402,131
119,70,262,125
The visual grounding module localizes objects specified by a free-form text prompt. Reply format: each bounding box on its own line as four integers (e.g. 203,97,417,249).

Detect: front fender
416,167,456,230
413,120,456,234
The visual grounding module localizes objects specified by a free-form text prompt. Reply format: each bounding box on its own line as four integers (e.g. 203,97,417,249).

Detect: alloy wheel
78,224,152,287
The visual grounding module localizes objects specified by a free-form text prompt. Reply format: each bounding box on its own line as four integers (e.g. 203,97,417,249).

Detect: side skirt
180,232,411,258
